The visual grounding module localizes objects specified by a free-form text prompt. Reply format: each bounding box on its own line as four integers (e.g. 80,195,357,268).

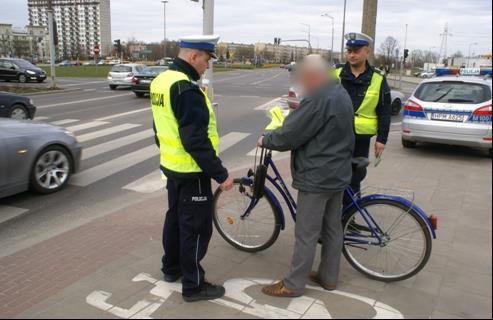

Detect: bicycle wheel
342,199,432,282
213,178,281,252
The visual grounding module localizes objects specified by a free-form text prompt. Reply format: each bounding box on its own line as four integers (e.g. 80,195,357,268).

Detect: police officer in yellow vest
334,32,392,205
150,35,234,302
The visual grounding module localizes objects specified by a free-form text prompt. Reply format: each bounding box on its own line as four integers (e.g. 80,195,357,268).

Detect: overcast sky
1,0,492,55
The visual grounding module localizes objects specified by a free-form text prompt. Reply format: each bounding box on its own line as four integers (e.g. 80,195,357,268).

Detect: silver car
107,63,146,90
0,119,82,198
402,75,492,154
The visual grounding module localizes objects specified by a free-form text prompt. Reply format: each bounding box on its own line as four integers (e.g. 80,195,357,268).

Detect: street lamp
341,0,347,62
428,46,436,63
188,0,215,100
161,0,168,59
321,13,334,64
467,42,478,68
300,23,312,52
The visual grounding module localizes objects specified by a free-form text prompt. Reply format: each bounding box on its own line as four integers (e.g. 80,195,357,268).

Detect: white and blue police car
402,67,492,156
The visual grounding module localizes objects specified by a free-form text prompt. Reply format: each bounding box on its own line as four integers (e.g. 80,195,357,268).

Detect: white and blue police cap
179,35,220,58
345,32,373,47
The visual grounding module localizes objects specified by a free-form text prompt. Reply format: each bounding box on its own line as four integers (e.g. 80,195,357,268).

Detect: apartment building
0,23,49,61
27,0,112,59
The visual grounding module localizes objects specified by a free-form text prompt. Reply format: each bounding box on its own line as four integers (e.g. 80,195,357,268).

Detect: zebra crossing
1,111,287,218
33,115,260,193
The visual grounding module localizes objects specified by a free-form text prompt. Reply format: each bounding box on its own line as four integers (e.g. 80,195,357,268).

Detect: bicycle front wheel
343,199,432,282
213,179,281,253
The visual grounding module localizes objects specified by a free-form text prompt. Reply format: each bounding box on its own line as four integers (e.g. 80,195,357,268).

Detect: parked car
0,58,47,83
131,66,168,97
107,64,146,90
285,86,405,115
0,92,36,120
0,118,82,198
83,60,97,66
157,58,173,66
402,69,492,155
57,60,73,67
418,71,435,78
108,59,121,65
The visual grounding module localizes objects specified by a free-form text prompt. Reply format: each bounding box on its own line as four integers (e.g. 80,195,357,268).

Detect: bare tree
378,36,399,67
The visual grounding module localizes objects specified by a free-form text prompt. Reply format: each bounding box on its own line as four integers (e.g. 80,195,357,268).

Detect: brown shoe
309,272,337,291
262,281,302,298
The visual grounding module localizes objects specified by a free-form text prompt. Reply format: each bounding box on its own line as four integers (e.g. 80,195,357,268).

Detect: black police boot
183,282,225,302
163,272,182,283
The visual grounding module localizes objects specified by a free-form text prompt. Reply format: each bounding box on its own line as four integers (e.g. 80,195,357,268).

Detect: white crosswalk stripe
254,97,282,110
219,132,250,152
82,129,153,160
77,123,141,143
66,121,109,132
122,171,164,194
0,206,29,224
246,147,279,156
34,116,50,121
123,131,251,194
96,107,150,121
70,145,157,187
50,119,79,125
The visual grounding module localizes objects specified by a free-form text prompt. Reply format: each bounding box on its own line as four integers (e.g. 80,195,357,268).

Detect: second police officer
334,32,392,204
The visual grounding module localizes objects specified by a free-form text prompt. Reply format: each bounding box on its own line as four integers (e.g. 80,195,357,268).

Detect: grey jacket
263,82,355,193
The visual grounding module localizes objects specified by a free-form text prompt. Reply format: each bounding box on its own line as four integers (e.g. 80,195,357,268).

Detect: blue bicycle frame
242,151,436,245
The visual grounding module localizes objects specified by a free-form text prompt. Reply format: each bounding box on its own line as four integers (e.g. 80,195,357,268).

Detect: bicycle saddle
352,157,370,169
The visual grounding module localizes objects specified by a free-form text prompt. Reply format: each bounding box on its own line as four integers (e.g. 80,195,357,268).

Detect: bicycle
213,148,437,282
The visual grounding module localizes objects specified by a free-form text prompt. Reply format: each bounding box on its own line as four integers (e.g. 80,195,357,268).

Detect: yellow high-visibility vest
150,70,219,175
333,67,383,135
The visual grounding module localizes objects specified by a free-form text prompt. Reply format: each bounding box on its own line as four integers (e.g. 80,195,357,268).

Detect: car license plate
141,80,151,84
431,113,465,122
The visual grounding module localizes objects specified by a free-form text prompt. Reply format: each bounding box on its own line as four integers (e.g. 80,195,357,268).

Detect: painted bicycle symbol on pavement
86,273,403,319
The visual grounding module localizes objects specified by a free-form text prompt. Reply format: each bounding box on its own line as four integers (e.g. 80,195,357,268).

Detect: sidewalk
1,133,491,319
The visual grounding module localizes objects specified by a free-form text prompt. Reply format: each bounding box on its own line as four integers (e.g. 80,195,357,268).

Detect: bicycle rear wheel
343,199,432,282
213,178,281,252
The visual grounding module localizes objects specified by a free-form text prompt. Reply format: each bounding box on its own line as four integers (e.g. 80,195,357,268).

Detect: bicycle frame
243,150,436,242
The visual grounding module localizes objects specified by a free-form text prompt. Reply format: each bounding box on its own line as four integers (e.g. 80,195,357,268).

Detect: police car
402,67,492,156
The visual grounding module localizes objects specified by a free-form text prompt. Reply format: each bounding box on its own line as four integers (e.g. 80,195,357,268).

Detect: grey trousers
284,190,344,294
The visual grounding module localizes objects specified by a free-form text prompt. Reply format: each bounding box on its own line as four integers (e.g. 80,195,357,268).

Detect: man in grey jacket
259,55,355,297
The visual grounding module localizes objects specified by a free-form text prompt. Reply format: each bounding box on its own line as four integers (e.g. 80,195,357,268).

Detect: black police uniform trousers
161,175,213,297
344,135,371,206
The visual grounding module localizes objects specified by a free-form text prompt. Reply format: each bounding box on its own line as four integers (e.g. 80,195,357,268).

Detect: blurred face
345,46,370,67
189,50,212,76
297,68,326,95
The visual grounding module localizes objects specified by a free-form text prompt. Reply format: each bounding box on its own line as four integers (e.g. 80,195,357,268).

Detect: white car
107,64,146,90
402,68,492,155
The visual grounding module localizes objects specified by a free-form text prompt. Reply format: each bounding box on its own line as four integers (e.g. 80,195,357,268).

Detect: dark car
0,58,47,83
131,66,168,97
0,92,37,119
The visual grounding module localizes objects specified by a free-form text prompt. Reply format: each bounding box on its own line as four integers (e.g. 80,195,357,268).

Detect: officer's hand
375,142,385,157
220,175,234,191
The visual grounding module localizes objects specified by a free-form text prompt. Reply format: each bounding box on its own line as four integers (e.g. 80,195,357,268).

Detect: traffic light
403,49,409,62
52,20,58,46
114,39,122,54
